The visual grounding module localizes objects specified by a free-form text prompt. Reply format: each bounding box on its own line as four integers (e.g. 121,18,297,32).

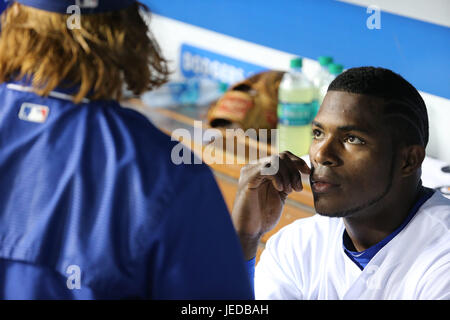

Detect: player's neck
342,182,421,252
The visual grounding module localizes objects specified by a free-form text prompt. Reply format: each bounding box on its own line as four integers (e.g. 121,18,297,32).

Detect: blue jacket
0,1,6,14
0,81,253,299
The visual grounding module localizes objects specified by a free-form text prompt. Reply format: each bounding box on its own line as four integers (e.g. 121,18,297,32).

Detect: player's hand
231,151,311,257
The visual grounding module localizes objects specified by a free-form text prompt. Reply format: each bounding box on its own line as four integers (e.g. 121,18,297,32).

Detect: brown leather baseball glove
207,70,285,137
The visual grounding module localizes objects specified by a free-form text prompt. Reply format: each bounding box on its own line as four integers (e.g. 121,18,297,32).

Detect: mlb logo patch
18,103,50,123
76,0,99,9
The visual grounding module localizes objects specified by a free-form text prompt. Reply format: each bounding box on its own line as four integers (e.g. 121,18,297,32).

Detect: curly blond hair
0,2,169,104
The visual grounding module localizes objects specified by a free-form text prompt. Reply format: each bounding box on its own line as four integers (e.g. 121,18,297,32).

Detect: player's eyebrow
312,121,372,135
311,121,324,129
337,125,372,135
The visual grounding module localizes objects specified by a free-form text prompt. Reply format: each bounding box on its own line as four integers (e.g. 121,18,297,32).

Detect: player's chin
315,210,349,218
313,196,353,218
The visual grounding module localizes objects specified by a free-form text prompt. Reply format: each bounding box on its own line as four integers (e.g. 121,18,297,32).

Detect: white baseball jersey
255,190,450,300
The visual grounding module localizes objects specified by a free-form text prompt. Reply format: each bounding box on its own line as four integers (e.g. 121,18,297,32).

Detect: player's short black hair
328,67,429,147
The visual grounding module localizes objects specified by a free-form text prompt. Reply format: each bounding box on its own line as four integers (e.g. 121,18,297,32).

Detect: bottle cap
328,63,344,75
290,57,303,69
219,82,229,93
318,56,333,66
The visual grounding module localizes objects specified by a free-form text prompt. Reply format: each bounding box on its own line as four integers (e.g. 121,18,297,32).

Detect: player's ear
399,145,425,177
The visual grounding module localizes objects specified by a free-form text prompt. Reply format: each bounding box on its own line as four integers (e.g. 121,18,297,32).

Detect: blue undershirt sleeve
246,257,256,294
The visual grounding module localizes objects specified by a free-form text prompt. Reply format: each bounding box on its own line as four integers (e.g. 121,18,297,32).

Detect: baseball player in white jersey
232,67,450,300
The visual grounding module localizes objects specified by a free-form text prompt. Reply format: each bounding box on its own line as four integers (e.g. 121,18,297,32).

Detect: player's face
309,91,396,217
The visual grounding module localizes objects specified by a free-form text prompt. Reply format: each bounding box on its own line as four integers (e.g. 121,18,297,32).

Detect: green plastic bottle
277,57,318,157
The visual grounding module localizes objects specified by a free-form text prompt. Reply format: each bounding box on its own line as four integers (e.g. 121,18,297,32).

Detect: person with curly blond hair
0,1,253,299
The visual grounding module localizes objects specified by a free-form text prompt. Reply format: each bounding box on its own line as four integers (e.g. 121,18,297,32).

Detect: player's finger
268,174,284,192
257,153,297,193
280,155,303,192
282,151,311,175
276,158,293,194
241,160,284,192
257,155,288,192
258,165,285,192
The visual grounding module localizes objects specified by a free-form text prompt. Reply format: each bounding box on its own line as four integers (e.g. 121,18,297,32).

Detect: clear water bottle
277,57,318,156
318,63,344,105
311,56,333,105
311,56,333,87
